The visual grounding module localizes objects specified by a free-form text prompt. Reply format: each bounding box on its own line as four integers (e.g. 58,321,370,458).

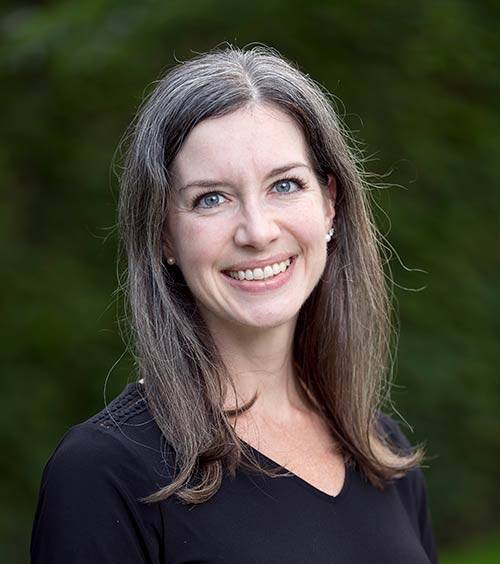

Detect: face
163,103,336,336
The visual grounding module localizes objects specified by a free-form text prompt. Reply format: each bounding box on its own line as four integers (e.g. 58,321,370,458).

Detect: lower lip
221,256,298,294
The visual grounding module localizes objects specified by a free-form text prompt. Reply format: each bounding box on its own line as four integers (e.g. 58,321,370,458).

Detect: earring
325,226,335,243
166,257,175,265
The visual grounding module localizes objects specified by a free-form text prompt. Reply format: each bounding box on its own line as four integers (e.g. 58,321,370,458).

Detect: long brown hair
116,43,425,504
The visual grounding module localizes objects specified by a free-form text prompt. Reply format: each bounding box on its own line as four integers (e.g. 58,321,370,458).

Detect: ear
323,174,337,227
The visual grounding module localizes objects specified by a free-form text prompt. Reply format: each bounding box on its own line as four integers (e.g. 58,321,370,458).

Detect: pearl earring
166,257,175,265
325,226,335,243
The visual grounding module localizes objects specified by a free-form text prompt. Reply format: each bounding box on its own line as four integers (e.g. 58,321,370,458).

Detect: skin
163,103,336,424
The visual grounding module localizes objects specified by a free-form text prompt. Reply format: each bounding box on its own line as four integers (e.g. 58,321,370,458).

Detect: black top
31,382,439,563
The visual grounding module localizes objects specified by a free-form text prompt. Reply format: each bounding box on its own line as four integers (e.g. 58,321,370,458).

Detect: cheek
287,199,327,243
174,218,226,269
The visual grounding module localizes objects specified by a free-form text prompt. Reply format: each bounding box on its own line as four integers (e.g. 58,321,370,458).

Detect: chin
237,309,299,330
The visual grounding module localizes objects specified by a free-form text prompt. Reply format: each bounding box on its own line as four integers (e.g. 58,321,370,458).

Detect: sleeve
377,412,440,564
30,423,162,564
412,467,439,564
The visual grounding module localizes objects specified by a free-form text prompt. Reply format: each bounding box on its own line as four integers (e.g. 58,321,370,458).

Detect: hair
116,43,426,505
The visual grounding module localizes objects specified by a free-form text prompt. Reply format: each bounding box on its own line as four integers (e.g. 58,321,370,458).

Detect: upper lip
223,254,297,272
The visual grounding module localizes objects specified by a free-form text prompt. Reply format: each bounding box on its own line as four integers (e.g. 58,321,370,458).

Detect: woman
31,45,439,563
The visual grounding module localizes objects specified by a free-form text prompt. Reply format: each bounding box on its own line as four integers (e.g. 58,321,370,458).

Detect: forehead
170,104,311,182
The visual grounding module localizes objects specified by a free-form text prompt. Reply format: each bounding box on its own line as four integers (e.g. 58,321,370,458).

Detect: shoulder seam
87,383,149,431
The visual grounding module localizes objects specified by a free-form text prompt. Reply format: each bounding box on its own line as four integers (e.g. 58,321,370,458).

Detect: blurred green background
1,0,499,562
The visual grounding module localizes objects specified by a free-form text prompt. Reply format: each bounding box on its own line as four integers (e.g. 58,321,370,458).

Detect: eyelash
189,176,308,210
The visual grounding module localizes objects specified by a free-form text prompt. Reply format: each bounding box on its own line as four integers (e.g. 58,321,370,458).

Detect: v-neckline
239,438,353,503
133,381,353,502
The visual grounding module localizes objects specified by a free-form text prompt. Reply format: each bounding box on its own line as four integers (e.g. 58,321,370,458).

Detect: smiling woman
163,103,335,331
31,44,439,564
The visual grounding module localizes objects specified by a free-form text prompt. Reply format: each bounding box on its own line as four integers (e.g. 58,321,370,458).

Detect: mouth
220,255,298,294
221,255,297,281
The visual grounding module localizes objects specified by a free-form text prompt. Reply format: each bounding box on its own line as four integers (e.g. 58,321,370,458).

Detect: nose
233,199,281,250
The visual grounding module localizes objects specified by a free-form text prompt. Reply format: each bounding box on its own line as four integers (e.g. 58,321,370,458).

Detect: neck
206,317,312,422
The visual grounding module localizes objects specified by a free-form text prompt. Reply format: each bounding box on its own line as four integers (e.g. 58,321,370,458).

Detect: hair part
116,43,426,505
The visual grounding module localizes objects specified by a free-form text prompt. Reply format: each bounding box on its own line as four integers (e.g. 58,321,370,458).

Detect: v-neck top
31,381,439,563
238,437,353,503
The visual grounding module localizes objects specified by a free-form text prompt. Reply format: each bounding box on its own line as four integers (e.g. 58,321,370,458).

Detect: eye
191,192,227,210
190,176,307,210
272,177,306,194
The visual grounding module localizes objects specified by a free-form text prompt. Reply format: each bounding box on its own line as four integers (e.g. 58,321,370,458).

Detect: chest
161,462,432,564
231,412,346,497
158,411,432,563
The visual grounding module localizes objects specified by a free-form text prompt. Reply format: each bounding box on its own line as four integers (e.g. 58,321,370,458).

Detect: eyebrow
178,162,311,192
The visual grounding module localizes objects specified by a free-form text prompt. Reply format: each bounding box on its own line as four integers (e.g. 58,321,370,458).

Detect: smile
224,256,294,281
221,256,298,294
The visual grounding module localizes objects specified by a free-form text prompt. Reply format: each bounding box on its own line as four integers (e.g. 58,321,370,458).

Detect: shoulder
374,410,428,508
375,412,434,521
375,411,439,562
374,409,427,492
375,409,415,454
31,382,172,562
39,382,173,497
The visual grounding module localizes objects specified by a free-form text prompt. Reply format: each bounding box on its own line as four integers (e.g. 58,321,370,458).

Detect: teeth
227,258,292,281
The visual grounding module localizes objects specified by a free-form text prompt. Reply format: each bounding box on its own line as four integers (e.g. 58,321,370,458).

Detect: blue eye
192,192,227,209
190,176,306,210
273,178,303,193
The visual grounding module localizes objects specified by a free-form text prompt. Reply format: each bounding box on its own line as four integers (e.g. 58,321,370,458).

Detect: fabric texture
31,381,439,563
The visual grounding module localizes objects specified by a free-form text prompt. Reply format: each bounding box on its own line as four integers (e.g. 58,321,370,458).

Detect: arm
413,466,439,564
30,424,162,564
377,412,439,564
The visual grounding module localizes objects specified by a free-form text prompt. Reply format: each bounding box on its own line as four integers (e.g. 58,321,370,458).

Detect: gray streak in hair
116,43,425,505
